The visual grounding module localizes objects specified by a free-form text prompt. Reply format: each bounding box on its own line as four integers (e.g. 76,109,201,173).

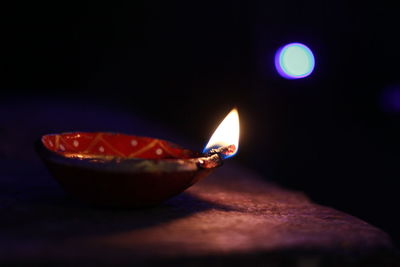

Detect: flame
203,108,240,159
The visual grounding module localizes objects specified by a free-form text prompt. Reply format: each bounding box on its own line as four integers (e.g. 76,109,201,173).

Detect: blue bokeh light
380,85,400,113
275,43,315,79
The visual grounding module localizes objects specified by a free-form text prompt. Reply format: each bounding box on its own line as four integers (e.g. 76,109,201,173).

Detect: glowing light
275,43,315,79
203,108,240,159
380,85,400,113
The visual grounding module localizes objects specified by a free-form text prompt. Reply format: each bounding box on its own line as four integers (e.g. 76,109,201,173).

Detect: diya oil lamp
36,109,240,207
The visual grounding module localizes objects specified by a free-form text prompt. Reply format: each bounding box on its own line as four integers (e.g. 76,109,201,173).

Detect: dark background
1,2,399,245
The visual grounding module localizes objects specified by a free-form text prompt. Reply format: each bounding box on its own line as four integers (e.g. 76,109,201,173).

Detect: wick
197,144,236,169
204,144,236,157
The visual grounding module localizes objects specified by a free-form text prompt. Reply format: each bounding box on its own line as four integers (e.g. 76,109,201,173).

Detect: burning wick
203,108,239,159
198,108,240,169
204,144,237,157
197,145,236,169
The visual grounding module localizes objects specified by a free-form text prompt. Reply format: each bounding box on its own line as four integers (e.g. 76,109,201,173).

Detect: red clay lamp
36,108,240,207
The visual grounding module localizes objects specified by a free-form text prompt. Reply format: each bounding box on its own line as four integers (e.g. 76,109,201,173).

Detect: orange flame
203,108,240,159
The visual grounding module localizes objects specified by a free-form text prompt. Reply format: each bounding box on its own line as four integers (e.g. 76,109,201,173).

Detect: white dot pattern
156,148,163,155
59,144,65,151
98,146,105,153
131,139,138,146
73,140,79,147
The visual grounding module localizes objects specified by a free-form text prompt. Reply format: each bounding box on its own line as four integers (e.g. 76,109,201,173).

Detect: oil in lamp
36,108,240,207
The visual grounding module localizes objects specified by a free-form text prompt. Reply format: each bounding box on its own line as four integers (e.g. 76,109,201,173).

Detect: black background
2,2,399,245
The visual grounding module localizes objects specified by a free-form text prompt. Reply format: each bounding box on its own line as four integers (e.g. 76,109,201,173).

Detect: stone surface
0,98,398,266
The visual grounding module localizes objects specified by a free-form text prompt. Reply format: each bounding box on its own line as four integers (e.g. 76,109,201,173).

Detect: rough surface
0,98,398,266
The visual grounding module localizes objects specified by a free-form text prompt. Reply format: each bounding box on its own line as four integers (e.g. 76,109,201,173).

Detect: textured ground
0,98,397,266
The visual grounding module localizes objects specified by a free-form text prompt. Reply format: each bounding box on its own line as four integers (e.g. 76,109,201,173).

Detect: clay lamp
36,109,240,207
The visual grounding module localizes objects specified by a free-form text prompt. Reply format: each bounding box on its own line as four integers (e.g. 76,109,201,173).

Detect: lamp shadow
0,186,236,241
